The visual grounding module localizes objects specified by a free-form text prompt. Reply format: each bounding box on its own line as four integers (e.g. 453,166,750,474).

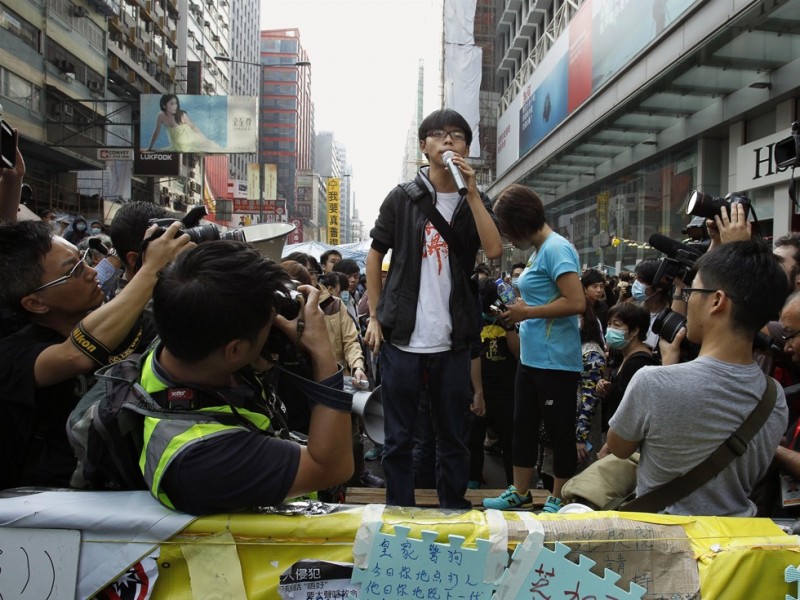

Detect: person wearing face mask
90,220,103,236
632,258,670,350
595,302,658,452
64,215,89,245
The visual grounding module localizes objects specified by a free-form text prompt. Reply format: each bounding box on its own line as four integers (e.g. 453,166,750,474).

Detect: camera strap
617,375,777,512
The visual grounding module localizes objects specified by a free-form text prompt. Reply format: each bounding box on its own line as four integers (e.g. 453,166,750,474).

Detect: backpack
67,352,297,491
66,354,162,490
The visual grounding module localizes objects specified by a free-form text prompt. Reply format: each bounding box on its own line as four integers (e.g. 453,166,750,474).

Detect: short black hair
607,302,650,341
418,109,473,147
320,249,342,264
493,184,546,240
319,273,340,289
284,251,311,268
581,268,605,288
335,272,350,292
696,239,788,335
511,262,526,272
634,258,660,286
332,258,359,276
110,201,168,259
153,241,291,362
0,221,52,314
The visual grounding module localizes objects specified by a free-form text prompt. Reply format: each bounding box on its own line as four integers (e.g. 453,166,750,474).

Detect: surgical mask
631,280,648,302
605,327,632,350
75,222,87,232
341,291,350,304
510,277,519,287
90,227,102,235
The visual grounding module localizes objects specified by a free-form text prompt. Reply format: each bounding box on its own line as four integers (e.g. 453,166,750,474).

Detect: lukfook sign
736,130,795,192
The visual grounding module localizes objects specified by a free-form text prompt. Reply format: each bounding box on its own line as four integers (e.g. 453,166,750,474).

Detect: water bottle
496,278,517,307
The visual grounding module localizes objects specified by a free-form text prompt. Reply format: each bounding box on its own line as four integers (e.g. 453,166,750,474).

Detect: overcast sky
261,0,443,234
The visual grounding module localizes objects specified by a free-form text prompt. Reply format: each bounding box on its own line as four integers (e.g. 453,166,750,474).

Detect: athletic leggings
512,364,580,480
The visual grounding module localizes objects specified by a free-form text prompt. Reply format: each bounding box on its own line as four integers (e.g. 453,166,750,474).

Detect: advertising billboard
496,0,696,177
140,94,257,154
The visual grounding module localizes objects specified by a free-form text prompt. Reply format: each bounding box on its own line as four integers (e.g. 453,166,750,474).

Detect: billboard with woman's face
140,94,257,154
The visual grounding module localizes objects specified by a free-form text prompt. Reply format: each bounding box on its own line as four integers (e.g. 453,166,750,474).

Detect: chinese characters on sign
327,178,341,245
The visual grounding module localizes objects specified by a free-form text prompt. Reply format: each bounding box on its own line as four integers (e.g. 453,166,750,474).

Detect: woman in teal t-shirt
483,184,586,512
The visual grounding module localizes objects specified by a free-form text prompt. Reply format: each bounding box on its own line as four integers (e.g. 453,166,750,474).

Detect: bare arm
283,284,354,496
147,114,164,151
775,446,800,481
0,129,24,223
502,271,586,323
470,356,485,416
448,154,502,259
364,248,385,353
33,222,192,387
607,428,639,459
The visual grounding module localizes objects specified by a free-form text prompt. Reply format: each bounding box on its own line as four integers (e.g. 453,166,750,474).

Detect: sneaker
541,495,563,513
482,485,533,510
358,470,385,488
364,445,383,461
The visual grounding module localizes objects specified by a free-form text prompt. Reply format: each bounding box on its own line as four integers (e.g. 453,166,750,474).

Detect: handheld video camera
775,121,800,169
148,205,245,244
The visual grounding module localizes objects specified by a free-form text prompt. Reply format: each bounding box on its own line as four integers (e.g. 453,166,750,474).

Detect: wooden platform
344,487,551,508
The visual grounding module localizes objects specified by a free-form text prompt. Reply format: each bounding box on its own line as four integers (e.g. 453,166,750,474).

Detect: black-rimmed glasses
31,249,90,292
427,129,466,141
679,287,717,303
783,329,800,345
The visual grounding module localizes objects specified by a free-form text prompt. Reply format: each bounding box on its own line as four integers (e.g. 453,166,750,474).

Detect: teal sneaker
482,485,533,510
541,495,563,513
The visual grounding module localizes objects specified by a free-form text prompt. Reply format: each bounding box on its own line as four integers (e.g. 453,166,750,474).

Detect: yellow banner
327,178,340,245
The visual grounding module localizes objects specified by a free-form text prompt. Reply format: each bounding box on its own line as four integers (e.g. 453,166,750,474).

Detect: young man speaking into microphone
364,108,502,509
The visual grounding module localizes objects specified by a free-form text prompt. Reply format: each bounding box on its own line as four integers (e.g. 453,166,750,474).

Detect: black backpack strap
619,376,778,512
399,181,466,261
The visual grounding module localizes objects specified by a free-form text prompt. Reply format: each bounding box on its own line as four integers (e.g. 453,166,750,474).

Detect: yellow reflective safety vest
138,351,272,509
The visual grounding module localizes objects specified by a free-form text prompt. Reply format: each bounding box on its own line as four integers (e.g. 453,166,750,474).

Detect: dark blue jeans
380,343,472,509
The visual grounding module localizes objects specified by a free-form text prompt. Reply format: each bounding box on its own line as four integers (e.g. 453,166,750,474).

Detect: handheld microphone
441,151,468,195
648,233,703,260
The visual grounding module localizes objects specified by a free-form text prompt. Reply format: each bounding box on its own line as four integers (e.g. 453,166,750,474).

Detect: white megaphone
240,222,296,262
352,385,384,445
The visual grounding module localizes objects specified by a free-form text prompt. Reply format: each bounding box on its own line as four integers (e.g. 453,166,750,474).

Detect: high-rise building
225,0,260,185
0,0,239,221
260,28,313,240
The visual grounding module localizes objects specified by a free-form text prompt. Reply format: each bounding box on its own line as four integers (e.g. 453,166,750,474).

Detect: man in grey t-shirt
608,239,789,516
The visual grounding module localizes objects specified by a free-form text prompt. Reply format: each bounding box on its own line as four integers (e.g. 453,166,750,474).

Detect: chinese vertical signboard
247,163,277,201
327,178,340,245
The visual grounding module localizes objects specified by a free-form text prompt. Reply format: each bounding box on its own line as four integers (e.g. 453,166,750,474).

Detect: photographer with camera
607,239,788,515
131,242,353,513
0,219,190,489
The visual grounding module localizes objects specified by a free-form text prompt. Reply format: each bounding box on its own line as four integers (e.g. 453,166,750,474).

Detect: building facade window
0,4,39,51
2,69,42,113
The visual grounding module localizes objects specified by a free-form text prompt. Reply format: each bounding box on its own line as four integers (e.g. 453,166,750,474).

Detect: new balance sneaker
482,485,533,510
364,444,383,461
541,495,564,513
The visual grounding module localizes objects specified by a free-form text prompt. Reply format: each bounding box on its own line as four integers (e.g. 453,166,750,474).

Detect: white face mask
340,291,350,303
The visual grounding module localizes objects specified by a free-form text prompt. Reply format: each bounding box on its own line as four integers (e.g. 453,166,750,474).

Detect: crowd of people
2,109,800,520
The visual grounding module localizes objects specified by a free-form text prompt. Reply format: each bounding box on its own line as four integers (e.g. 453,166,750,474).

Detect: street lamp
214,56,310,224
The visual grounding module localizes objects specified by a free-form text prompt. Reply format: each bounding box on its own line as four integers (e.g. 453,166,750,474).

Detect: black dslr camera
148,205,245,244
261,281,311,374
775,121,800,169
686,190,751,221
